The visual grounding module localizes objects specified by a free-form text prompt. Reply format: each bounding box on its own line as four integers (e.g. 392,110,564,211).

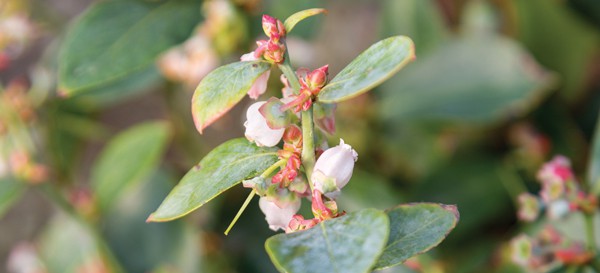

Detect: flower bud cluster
253,15,286,64
510,226,594,270
281,65,329,113
516,155,597,222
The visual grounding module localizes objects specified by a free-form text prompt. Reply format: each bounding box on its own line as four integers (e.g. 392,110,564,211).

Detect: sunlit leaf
380,36,555,124
373,203,459,270
148,138,278,222
58,0,200,94
92,121,170,212
318,36,415,103
284,8,327,33
266,209,389,273
191,61,271,133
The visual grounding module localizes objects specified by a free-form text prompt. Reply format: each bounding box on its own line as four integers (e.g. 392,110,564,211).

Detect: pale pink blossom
259,197,300,231
311,139,358,199
517,193,540,222
244,101,284,147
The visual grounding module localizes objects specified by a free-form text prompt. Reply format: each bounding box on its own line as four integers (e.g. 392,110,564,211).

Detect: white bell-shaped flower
259,197,300,231
311,139,358,199
241,52,271,99
546,199,570,220
244,101,284,147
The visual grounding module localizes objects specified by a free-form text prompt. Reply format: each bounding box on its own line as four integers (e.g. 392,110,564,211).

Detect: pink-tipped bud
244,101,284,147
264,40,286,64
261,15,286,40
306,65,329,91
283,125,302,145
259,197,300,231
311,139,358,199
537,155,574,186
517,193,540,222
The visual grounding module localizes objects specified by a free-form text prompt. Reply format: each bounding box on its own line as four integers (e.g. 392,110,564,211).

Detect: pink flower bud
306,65,328,91
259,197,300,231
311,139,358,199
517,193,540,222
244,101,284,147
537,155,573,186
261,15,286,40
240,52,271,99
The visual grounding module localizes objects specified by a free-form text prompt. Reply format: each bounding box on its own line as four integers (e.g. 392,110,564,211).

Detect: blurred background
1,0,600,272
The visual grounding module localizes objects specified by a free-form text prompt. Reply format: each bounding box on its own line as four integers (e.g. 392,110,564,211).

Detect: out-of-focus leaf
380,36,554,124
265,209,389,273
0,177,24,218
318,36,415,103
553,212,600,245
415,157,513,243
38,214,104,273
588,110,600,194
148,138,278,222
191,61,271,133
381,0,447,56
373,203,459,270
284,8,327,33
337,170,404,211
68,67,161,109
92,121,170,212
104,170,201,273
58,0,201,94
512,0,599,102
569,0,600,28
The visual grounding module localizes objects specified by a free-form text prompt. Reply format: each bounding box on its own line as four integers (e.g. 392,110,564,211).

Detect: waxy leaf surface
149,138,278,221
192,61,272,133
92,121,170,212
374,203,459,270
59,0,200,94
266,209,389,273
318,36,415,103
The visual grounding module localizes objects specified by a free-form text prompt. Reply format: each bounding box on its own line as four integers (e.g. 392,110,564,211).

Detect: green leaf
589,110,600,195
373,203,459,270
191,61,272,133
265,209,390,273
0,177,25,218
92,121,170,212
39,213,103,273
148,138,278,222
284,8,328,33
318,36,416,103
58,0,201,95
380,36,555,124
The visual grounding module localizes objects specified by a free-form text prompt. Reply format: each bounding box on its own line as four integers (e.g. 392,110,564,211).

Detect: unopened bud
283,125,302,145
537,156,573,186
517,193,540,222
261,15,286,40
259,197,300,231
306,65,328,91
244,101,284,147
311,139,358,199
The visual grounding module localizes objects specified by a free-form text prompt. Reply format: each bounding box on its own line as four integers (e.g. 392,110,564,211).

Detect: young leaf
589,110,600,195
317,36,415,103
0,177,25,219
373,203,459,270
148,138,278,222
265,209,390,273
92,121,170,212
284,8,328,33
192,61,272,133
58,0,200,95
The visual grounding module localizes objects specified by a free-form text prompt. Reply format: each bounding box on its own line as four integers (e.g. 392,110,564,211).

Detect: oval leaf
192,61,272,133
284,8,328,33
58,0,200,95
373,203,459,270
92,121,170,212
318,36,415,103
265,209,390,273
148,138,278,222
